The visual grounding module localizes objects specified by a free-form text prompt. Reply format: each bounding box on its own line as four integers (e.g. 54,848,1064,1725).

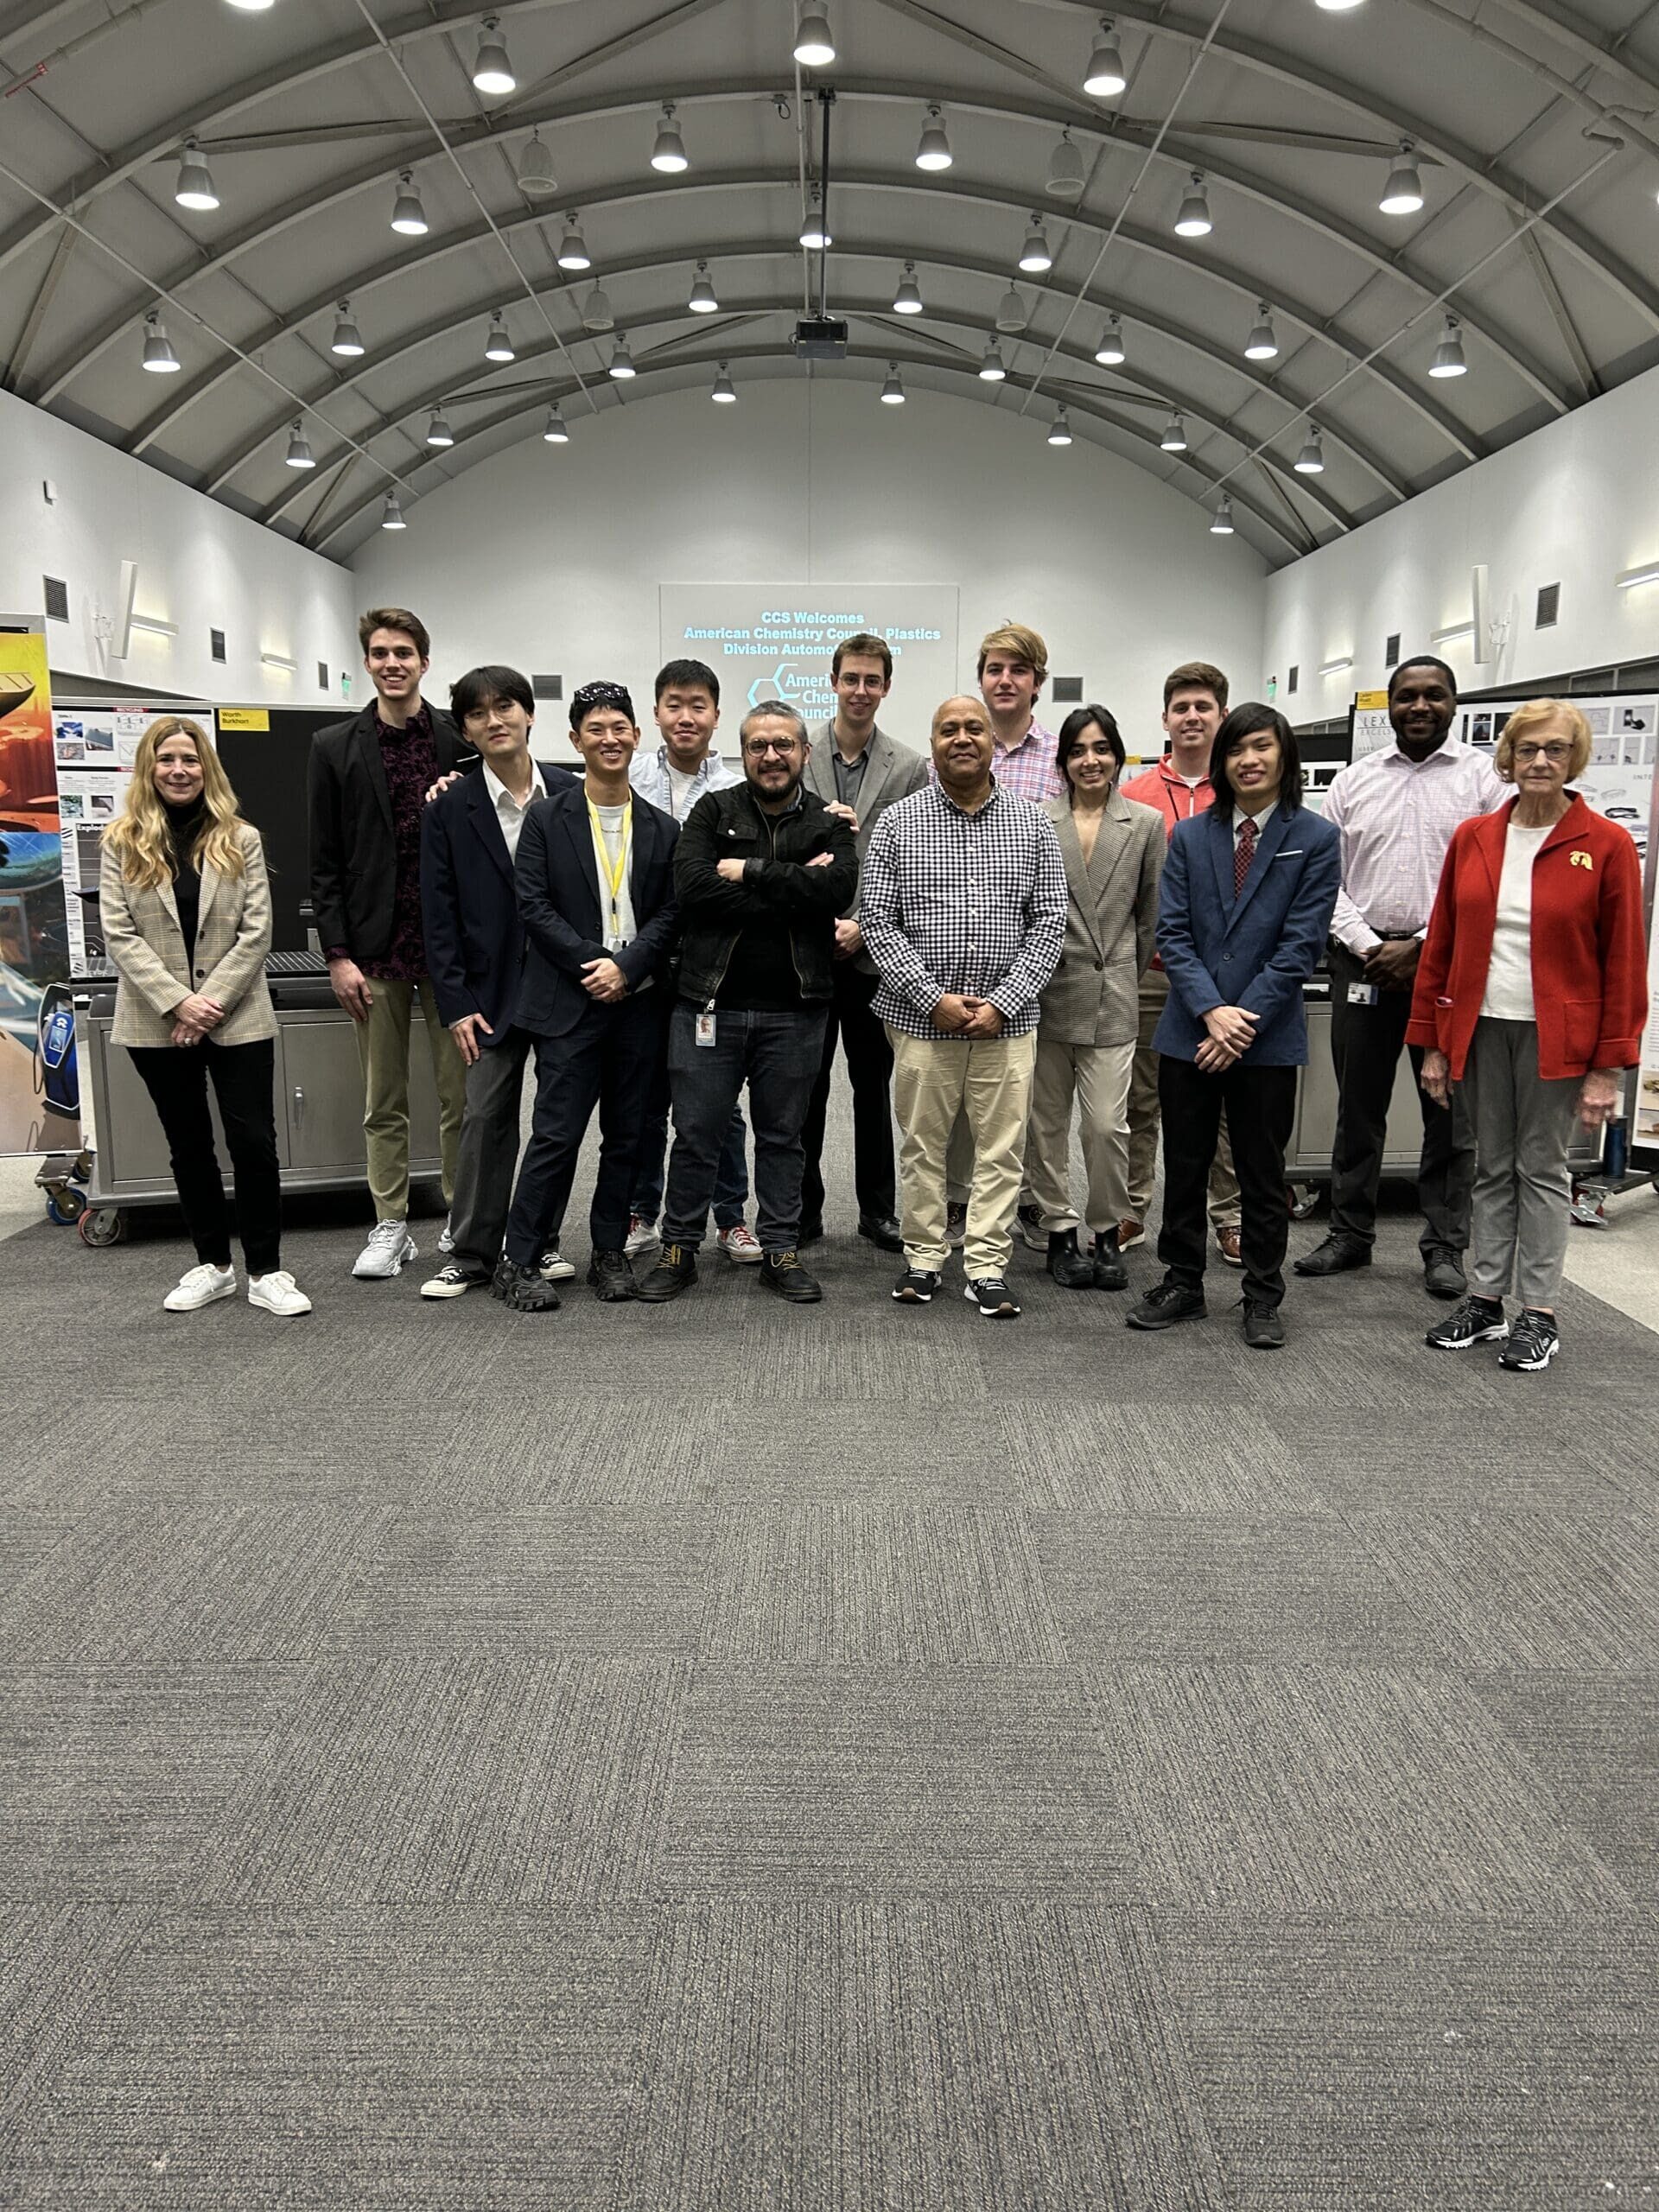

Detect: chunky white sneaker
249,1269,313,1317
624,1213,658,1257
538,1246,577,1281
717,1222,763,1264
163,1262,236,1312
353,1219,417,1279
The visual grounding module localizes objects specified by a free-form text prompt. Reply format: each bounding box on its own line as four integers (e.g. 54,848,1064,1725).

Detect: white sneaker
163,1262,236,1312
717,1222,763,1264
539,1246,577,1281
624,1212,658,1257
249,1269,313,1316
437,1215,456,1254
353,1219,417,1279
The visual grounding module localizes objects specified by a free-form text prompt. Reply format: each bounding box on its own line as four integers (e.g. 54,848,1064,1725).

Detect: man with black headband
492,681,681,1311
1296,654,1503,1298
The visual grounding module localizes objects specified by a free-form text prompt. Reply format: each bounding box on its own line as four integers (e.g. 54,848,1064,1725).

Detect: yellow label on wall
1356,690,1389,710
219,708,270,731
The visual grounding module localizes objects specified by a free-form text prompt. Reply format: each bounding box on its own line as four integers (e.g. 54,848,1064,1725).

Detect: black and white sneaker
892,1267,941,1302
1498,1307,1560,1371
964,1274,1021,1319
1425,1295,1508,1351
420,1260,490,1300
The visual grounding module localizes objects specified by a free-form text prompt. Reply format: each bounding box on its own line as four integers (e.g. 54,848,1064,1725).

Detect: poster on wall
1443,693,1654,861
0,618,74,1156
658,585,960,744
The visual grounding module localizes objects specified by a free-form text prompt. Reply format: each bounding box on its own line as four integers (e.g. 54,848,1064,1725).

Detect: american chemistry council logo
747,663,834,711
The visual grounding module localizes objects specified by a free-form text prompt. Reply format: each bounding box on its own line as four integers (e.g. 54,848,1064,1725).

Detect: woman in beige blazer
99,717,310,1317
1027,705,1165,1289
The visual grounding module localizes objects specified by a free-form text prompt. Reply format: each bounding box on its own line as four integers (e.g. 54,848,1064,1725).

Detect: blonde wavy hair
103,716,251,890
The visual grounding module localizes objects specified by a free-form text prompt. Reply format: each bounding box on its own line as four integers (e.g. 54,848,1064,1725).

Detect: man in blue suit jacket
419,665,576,1298
494,682,680,1312
1126,704,1340,1348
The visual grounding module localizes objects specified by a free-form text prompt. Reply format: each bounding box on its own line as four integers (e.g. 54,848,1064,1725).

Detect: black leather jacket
673,781,859,1006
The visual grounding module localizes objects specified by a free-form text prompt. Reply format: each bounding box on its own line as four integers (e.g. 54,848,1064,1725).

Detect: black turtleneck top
163,797,207,976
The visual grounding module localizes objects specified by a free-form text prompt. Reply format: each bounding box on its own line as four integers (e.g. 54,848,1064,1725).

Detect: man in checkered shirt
861,695,1066,1319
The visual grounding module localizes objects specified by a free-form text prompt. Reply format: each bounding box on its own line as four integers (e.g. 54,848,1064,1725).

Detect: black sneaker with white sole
964,1275,1021,1319
421,1260,491,1300
1425,1295,1508,1351
1498,1307,1560,1370
892,1267,941,1302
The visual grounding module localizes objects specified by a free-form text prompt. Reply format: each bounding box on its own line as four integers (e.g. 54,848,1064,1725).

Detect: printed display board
0,618,67,1154
658,584,960,740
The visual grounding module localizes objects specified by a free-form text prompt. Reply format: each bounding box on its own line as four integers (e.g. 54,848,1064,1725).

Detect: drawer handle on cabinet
292,1085,304,1131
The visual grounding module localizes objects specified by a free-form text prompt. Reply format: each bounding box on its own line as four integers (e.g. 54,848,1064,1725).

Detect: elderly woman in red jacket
1406,698,1647,1372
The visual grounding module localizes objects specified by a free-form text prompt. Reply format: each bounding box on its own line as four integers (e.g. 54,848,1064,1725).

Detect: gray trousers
448,1025,535,1272
1460,1016,1580,1308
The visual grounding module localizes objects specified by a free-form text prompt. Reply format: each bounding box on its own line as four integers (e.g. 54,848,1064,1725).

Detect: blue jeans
662,1004,828,1254
632,1088,749,1232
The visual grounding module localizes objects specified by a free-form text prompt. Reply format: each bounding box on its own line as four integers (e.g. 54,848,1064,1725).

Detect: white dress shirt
1325,741,1505,955
482,758,545,864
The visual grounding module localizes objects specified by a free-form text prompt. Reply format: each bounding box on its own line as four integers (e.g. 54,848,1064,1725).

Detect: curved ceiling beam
308,339,1306,562
37,76,1570,420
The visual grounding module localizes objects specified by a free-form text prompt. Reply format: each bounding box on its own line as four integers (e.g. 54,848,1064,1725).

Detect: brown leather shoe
1215,1225,1243,1268
1116,1217,1145,1251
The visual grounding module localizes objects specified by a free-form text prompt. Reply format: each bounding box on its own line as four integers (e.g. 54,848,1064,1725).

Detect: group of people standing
99,603,1648,1370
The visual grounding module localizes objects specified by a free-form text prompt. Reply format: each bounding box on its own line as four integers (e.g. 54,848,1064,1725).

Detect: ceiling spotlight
222,0,275,10
651,105,689,174
1173,171,1212,237
610,335,636,378
711,362,737,402
977,340,1007,382
556,218,591,271
1046,130,1086,200
330,300,365,356
424,408,454,448
472,16,515,95
1160,411,1187,451
543,404,570,442
1429,312,1467,378
1083,17,1128,96
1314,0,1366,12
380,491,407,530
141,311,181,373
391,170,428,235
793,6,836,65
284,419,315,469
1048,408,1073,447
996,286,1027,334
915,104,952,171
799,188,831,251
688,260,719,313
1244,304,1279,360
880,363,906,404
516,131,556,196
483,311,515,362
1094,313,1126,365
582,283,614,333
1211,495,1235,534
1379,141,1423,216
175,139,219,212
1294,423,1325,473
1018,214,1053,273
893,261,925,314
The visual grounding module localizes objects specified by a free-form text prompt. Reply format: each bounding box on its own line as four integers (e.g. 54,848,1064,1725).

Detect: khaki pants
353,976,467,1221
1127,967,1241,1230
1026,1036,1136,1236
889,1027,1037,1276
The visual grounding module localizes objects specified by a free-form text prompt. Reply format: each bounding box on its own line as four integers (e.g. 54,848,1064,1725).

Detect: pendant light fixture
1018,214,1053,273
556,218,591,271
142,311,181,372
1046,130,1086,200
1083,17,1127,96
1294,423,1325,473
1379,141,1424,215
516,132,556,197
380,491,407,530
391,171,428,235
978,340,1007,381
799,187,831,251
330,300,365,356
1211,495,1235,534
651,105,689,174
1047,409,1073,446
996,287,1027,334
175,139,219,212
711,363,737,402
1160,411,1187,451
1094,314,1126,365
893,262,924,314
284,419,315,468
1173,172,1212,237
543,404,569,442
1428,313,1467,377
471,17,515,95
424,408,454,448
582,283,614,333
609,336,637,378
1243,304,1279,361
483,312,515,363
880,363,906,404
688,261,719,313
792,7,836,65
915,105,952,171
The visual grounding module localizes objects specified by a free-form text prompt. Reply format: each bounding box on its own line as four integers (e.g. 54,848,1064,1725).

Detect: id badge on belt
1347,982,1379,1007
695,1010,717,1046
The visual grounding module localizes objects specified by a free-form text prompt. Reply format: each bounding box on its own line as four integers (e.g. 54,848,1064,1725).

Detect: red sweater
1406,793,1649,1081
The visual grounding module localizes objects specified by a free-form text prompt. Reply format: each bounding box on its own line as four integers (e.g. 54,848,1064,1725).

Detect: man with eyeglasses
635,701,858,1306
1295,654,1504,1299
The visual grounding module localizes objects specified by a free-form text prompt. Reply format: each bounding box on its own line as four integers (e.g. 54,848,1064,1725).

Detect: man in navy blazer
1126,704,1340,1348
418,665,576,1298
494,681,680,1312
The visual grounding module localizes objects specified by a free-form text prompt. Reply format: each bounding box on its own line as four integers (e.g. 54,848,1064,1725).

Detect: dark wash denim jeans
662,1002,828,1254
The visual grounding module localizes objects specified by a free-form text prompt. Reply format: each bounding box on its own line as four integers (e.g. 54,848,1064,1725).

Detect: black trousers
1157,1054,1298,1308
128,1038,283,1275
1326,943,1474,1255
800,962,897,1226
503,996,665,1267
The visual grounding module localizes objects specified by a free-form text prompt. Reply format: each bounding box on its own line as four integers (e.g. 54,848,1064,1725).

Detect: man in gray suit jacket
798,632,930,1249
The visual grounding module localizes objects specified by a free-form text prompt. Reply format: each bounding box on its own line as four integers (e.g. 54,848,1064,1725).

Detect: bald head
931,694,995,798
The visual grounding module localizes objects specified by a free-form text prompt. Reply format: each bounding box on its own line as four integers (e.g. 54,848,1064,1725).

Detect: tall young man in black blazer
418,664,576,1299
493,683,681,1312
308,607,473,1280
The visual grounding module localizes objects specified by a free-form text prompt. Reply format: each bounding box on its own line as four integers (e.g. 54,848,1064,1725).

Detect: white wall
352,380,1267,758
0,387,359,707
1265,360,1659,713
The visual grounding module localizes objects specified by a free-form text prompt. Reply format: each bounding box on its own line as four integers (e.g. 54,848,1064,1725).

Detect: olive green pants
353,977,467,1221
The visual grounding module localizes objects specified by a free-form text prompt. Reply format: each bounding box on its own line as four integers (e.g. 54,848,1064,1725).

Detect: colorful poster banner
0,618,73,1155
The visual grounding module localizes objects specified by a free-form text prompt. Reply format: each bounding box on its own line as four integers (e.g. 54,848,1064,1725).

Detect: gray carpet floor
1,1097,1655,2209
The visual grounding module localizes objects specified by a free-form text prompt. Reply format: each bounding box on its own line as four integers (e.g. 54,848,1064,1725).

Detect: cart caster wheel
78,1206,125,1248
46,1188,86,1225
1287,1182,1321,1222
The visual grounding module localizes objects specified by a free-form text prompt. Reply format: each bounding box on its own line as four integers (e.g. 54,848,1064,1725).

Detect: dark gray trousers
448,1025,535,1271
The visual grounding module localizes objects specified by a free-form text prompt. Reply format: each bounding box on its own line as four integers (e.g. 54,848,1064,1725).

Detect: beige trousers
889,1027,1037,1276
1026,1036,1136,1236
353,976,467,1220
1126,967,1242,1230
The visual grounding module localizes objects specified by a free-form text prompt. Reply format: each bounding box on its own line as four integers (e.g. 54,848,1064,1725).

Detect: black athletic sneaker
1241,1299,1286,1350
587,1249,636,1302
964,1274,1021,1319
1498,1307,1560,1370
1425,1294,1508,1351
1124,1279,1206,1331
761,1250,823,1303
892,1267,942,1303
634,1243,698,1302
492,1256,562,1313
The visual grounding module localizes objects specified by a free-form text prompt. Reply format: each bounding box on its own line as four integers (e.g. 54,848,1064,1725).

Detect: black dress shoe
761,1250,823,1302
857,1213,905,1253
1046,1228,1095,1288
1091,1228,1128,1291
634,1243,698,1302
1242,1300,1286,1350
587,1248,636,1302
491,1256,562,1313
1293,1234,1371,1277
1422,1248,1466,1300
797,1218,825,1248
1124,1279,1206,1331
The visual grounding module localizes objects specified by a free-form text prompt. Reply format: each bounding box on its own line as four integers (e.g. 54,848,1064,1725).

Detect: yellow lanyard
586,795,632,942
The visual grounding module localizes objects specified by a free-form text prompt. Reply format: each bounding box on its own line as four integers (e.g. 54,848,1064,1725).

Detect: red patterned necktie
1234,815,1256,899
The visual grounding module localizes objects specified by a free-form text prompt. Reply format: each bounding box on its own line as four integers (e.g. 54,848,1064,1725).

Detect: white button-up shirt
483,759,546,864
1324,741,1505,954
